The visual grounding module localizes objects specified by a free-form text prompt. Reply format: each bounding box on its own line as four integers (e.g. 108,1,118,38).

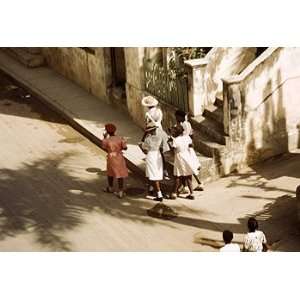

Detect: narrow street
0,71,211,251
0,70,300,251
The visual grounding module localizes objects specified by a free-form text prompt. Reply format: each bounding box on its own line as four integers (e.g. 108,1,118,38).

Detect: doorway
110,47,126,103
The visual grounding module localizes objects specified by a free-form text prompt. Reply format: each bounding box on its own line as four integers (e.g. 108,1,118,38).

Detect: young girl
101,123,128,198
175,109,203,191
243,217,268,252
169,125,199,200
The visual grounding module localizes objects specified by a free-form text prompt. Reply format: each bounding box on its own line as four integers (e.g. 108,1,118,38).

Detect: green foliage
168,47,211,73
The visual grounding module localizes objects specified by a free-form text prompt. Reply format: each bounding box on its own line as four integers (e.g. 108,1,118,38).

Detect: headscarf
105,123,117,135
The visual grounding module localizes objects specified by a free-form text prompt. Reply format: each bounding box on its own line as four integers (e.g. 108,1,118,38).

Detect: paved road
0,71,213,251
0,70,300,251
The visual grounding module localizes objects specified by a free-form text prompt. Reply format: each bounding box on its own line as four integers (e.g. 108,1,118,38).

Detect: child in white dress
175,110,203,192
169,125,198,200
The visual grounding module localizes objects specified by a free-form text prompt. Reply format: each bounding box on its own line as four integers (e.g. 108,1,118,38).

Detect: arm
187,136,194,148
262,232,268,251
101,136,108,150
138,142,148,154
146,109,163,127
121,139,128,151
243,236,249,252
168,137,175,150
156,109,163,125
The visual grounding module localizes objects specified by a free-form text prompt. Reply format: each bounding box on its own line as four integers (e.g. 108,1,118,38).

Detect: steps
2,47,44,68
191,116,227,145
203,104,224,125
189,97,229,180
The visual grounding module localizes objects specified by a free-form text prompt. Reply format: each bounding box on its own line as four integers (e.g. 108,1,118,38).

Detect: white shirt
145,107,163,128
173,135,192,153
180,120,193,136
220,243,241,252
244,230,267,252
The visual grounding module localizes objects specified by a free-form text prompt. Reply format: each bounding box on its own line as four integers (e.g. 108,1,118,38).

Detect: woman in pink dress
102,123,128,198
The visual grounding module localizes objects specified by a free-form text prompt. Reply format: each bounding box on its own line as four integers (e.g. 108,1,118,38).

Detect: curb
0,66,146,182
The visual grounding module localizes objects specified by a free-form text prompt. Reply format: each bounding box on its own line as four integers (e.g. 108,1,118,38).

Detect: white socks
157,190,163,198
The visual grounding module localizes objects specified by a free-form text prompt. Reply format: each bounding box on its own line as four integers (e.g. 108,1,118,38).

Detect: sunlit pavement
0,71,299,251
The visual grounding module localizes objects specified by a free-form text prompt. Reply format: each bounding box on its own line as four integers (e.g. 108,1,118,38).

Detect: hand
103,130,109,139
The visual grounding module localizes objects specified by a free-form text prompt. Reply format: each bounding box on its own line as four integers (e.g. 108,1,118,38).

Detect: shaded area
0,151,299,251
0,153,163,251
0,70,66,124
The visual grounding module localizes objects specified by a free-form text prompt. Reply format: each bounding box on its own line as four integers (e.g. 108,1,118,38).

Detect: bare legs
147,179,163,201
106,176,125,198
170,176,181,199
193,171,204,191
118,178,124,191
153,180,163,201
186,175,194,196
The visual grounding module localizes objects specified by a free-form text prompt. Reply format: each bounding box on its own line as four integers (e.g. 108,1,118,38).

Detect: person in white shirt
139,122,170,202
141,96,170,180
174,110,203,192
243,217,268,252
220,230,240,252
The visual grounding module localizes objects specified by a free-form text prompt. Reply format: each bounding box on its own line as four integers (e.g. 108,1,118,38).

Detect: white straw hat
141,96,158,107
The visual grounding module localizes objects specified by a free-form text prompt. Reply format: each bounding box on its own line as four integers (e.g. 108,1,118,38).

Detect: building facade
36,47,300,179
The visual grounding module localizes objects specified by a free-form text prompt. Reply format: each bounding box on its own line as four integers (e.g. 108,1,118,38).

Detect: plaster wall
204,47,256,107
236,47,300,164
42,47,112,102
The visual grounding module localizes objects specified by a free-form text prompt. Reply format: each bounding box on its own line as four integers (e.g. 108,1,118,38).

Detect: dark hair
247,217,258,232
174,124,184,137
223,230,233,244
105,123,117,135
175,110,186,122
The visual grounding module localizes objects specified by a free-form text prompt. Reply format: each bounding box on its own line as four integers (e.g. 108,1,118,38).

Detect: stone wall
42,47,112,102
184,47,257,117
224,47,300,166
42,47,175,130
124,47,176,129
242,47,300,164
205,48,256,105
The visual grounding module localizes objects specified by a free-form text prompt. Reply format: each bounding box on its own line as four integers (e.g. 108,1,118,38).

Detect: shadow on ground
0,150,299,251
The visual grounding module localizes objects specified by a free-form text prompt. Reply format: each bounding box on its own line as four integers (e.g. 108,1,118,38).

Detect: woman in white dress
243,217,268,252
141,96,170,179
169,125,199,200
139,122,167,202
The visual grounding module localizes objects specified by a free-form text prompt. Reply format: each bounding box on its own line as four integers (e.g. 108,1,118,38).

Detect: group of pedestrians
101,95,203,201
99,96,269,252
138,95,204,201
220,217,268,252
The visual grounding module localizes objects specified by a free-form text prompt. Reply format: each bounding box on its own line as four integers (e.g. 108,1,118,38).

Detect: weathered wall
124,47,178,129
224,47,300,166
241,47,300,164
204,47,257,106
42,47,112,102
124,47,146,127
